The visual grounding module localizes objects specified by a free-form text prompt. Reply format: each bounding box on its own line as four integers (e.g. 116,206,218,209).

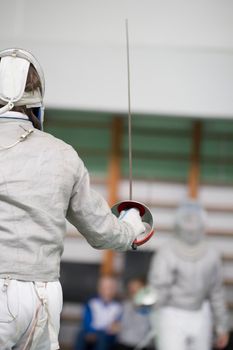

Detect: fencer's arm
208,254,229,336
147,247,175,306
66,152,144,251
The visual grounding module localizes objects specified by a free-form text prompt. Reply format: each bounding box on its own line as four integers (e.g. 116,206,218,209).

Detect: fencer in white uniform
148,201,229,350
0,48,146,350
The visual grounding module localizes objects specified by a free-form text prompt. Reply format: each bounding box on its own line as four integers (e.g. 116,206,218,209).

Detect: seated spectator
74,275,122,350
116,277,153,350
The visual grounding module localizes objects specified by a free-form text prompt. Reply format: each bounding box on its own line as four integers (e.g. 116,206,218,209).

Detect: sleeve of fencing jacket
148,246,175,306
208,253,229,335
66,149,136,251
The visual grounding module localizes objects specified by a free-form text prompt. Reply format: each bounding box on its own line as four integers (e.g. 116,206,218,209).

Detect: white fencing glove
119,208,145,238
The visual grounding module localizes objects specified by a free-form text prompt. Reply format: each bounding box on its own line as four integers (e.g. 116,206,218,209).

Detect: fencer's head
174,200,207,245
0,48,45,129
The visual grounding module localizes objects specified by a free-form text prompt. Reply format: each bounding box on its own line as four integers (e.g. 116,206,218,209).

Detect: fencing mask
174,200,207,245
0,48,45,128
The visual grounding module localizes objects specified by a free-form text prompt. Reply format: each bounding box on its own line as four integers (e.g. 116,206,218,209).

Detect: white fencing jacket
0,112,136,282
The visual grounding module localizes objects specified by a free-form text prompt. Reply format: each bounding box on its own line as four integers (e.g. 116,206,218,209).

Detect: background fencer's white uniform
0,112,141,350
148,203,228,350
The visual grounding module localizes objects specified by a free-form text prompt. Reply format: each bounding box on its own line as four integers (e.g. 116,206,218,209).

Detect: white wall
1,0,233,118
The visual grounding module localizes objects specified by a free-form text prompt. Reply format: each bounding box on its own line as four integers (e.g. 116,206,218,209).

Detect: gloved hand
119,208,145,238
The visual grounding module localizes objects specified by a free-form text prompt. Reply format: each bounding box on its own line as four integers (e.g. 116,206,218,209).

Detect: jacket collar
0,111,29,121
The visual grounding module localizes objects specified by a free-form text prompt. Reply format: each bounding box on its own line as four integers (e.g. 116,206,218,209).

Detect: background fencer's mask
0,48,45,128
174,201,207,245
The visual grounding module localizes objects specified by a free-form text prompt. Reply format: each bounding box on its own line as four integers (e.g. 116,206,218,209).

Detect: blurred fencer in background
148,201,229,350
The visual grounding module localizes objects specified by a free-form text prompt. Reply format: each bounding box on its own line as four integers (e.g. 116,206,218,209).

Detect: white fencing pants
154,304,213,350
0,278,63,350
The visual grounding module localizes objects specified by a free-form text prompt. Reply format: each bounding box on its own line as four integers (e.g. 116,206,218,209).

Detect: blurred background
1,1,233,349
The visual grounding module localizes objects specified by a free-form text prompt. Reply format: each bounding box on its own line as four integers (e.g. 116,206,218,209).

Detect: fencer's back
0,116,79,281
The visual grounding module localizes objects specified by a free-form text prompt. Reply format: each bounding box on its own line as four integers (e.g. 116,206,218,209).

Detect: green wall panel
43,109,233,184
